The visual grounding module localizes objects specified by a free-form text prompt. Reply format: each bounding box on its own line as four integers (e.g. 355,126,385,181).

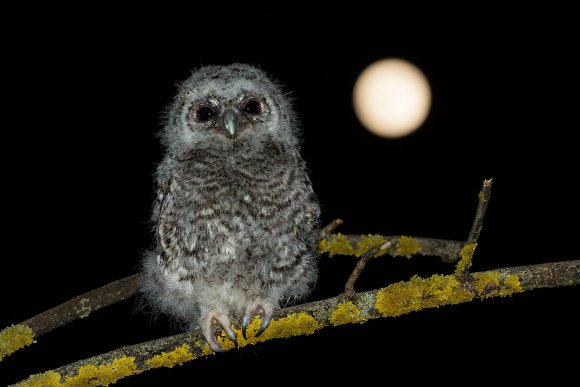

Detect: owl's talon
241,315,251,340
242,301,274,338
224,326,238,348
255,317,271,337
203,313,238,352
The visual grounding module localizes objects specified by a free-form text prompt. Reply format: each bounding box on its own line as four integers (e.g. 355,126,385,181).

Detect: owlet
140,64,320,352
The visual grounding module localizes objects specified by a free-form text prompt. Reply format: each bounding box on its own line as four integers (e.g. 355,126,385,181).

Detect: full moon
353,59,431,138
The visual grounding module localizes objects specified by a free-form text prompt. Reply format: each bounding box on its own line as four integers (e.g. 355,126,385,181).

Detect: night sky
2,4,578,385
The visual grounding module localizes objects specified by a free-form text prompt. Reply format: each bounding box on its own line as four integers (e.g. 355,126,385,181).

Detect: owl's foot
201,312,238,352
241,301,274,340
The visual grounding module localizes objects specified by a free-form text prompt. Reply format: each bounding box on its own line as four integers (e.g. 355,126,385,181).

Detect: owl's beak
223,109,238,137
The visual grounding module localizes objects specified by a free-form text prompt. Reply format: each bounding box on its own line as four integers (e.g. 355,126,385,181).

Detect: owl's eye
193,106,216,122
241,98,264,115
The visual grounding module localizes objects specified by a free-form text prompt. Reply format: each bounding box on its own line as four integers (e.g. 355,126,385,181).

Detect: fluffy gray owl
141,64,320,352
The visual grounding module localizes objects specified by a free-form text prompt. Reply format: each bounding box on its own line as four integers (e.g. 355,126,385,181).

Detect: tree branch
318,234,464,262
0,275,139,362
14,260,579,386
343,241,391,298
1,233,463,361
23,275,140,337
5,178,579,385
343,179,495,298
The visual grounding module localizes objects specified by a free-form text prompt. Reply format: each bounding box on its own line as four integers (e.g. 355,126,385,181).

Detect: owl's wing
155,176,183,268
157,177,172,254
301,172,321,229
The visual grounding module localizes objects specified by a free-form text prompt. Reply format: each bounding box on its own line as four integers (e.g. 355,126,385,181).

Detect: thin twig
455,178,493,277
14,260,579,386
467,178,493,244
344,241,392,298
319,218,343,239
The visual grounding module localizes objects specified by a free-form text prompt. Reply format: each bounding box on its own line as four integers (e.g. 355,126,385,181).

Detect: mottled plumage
141,64,320,351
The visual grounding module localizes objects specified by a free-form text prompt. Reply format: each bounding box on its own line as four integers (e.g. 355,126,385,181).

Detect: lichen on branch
0,233,464,362
318,234,463,261
6,179,579,386
0,325,35,362
14,260,579,387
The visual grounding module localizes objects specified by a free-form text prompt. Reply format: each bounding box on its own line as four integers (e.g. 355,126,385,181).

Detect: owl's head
162,64,299,155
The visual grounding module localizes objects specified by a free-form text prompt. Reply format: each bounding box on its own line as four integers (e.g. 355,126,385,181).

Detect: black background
2,4,578,385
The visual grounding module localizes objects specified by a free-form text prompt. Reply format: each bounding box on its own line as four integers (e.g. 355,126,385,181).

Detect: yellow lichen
473,272,523,299
211,312,321,351
16,371,62,387
355,235,388,257
319,234,419,259
393,236,421,258
16,357,139,386
375,274,474,317
504,274,524,292
244,312,319,340
375,270,525,317
0,324,35,361
193,340,214,357
201,343,214,356
472,271,500,295
146,344,194,369
329,301,364,325
455,242,477,275
64,356,138,386
318,233,355,256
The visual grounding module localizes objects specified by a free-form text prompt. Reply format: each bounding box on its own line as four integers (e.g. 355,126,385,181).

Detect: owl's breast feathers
155,140,319,277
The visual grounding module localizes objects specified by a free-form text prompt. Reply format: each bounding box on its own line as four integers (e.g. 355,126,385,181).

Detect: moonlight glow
353,59,431,138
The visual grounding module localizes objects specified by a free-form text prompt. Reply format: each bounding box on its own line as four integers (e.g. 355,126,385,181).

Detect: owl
140,64,320,352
